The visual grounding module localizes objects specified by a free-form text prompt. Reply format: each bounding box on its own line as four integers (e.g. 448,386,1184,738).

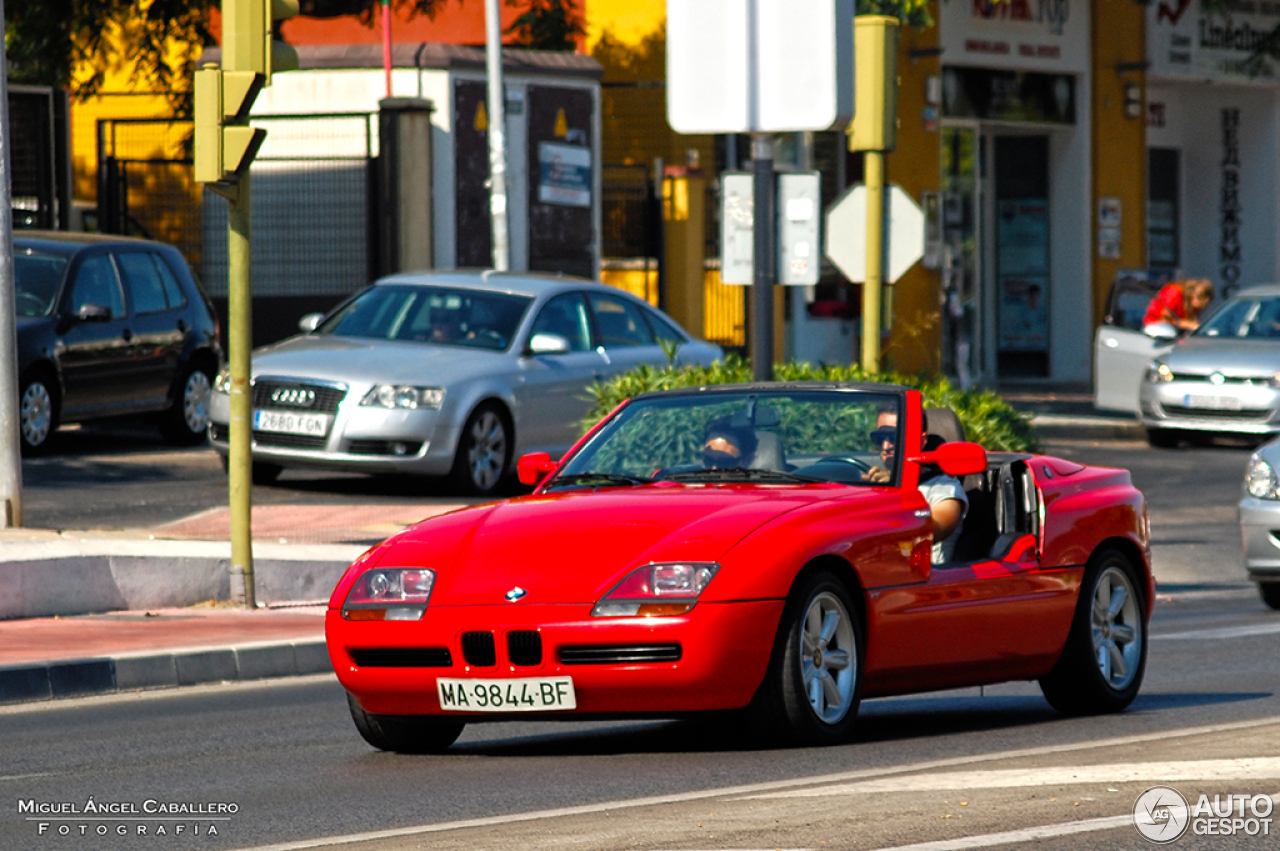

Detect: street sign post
667,0,853,380
825,183,925,284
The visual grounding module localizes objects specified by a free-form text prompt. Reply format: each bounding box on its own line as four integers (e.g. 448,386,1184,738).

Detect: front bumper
327,600,785,718
209,389,458,475
1139,381,1280,435
1239,497,1280,579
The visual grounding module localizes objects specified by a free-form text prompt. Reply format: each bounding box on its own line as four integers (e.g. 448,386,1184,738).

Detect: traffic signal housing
223,0,300,83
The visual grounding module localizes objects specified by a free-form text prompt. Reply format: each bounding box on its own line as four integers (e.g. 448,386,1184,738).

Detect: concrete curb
1031,414,1144,442
0,640,333,706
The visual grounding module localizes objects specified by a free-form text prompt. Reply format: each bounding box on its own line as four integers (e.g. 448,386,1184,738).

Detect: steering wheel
15,292,46,316
814,455,874,473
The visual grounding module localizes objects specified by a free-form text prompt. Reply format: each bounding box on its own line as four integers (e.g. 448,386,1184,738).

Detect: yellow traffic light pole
850,16,898,373
195,0,298,608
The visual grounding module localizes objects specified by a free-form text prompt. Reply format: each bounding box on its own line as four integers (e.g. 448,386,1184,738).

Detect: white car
208,271,723,495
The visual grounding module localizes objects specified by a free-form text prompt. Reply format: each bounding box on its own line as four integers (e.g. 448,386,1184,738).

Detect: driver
865,410,967,564
702,416,758,469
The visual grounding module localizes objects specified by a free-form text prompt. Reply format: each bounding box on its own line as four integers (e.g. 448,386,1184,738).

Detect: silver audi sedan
207,271,722,495
1139,285,1280,446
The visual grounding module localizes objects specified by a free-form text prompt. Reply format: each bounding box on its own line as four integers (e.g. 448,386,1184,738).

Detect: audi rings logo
1134,786,1191,844
270,387,316,408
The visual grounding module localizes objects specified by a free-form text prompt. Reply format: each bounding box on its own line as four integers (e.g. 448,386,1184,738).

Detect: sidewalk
999,382,1144,442
0,501,471,706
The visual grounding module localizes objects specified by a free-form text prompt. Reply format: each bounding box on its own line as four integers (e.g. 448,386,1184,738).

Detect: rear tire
346,693,464,753
1040,548,1148,715
1145,427,1181,448
19,370,60,455
1258,582,1280,611
449,402,511,497
745,571,862,746
159,361,213,445
251,462,283,485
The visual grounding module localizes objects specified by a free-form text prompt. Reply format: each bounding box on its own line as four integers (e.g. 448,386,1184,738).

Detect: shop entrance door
940,125,983,385
993,135,1051,378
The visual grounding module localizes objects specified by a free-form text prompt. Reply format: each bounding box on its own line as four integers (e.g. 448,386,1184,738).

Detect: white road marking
0,773,54,782
859,815,1133,851
1154,622,1280,640
225,716,1280,851
740,759,1280,798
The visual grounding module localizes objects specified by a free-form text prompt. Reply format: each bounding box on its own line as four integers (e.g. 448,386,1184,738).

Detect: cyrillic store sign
1148,1,1280,82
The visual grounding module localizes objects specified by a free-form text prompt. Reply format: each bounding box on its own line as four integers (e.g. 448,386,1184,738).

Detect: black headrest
924,407,966,444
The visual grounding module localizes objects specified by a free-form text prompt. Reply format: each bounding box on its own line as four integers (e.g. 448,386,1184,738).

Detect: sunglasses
869,428,897,446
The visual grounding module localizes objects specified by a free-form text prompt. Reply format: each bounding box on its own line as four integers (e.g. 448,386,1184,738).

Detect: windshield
14,251,68,317
317,284,532,351
551,390,903,489
1194,296,1280,339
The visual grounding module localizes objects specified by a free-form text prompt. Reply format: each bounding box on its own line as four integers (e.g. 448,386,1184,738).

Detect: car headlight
213,368,231,394
341,568,435,621
1246,455,1280,500
360,385,445,410
591,562,719,617
1144,362,1174,383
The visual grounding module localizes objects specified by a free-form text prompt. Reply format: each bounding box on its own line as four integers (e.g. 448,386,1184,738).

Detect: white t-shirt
920,473,968,565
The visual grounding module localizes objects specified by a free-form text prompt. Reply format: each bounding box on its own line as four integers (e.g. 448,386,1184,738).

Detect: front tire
1145,427,1181,448
160,362,214,445
746,571,862,746
19,371,60,455
346,693,464,754
1258,581,1280,611
449,402,511,496
1040,549,1148,715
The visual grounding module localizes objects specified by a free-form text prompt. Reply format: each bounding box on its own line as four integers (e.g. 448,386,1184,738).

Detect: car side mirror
908,441,987,477
298,312,324,333
528,332,571,355
518,452,559,486
1143,322,1178,341
75,303,113,323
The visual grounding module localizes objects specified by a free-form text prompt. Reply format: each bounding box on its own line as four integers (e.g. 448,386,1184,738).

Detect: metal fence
601,163,661,306
97,118,202,265
200,113,377,299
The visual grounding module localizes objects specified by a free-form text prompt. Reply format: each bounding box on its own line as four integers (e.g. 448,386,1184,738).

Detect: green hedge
581,355,1038,453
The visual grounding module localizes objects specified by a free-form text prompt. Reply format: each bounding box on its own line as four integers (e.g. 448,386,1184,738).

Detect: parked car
15,232,222,453
1136,285,1280,446
327,382,1152,752
207,271,723,495
1239,436,1280,610
1094,275,1172,415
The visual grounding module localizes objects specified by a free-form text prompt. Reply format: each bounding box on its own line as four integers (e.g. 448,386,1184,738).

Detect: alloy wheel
183,370,212,434
1090,565,1142,691
466,409,506,492
21,381,53,448
798,590,857,725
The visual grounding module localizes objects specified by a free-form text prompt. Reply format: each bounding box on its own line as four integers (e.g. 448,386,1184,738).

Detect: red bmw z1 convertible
327,383,1152,751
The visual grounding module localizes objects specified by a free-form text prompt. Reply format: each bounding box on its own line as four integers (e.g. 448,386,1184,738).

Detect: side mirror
1143,322,1178,341
528,333,571,355
75,303,113,323
298,312,324,333
517,452,558,486
909,441,987,477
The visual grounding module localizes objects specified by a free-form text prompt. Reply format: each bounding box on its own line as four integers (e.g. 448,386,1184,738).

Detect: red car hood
379,484,837,605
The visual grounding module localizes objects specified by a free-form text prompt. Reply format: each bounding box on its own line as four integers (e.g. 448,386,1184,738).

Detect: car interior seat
748,431,787,471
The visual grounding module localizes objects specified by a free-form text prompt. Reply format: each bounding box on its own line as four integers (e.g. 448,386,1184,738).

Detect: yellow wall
883,9,943,375
1091,0,1147,327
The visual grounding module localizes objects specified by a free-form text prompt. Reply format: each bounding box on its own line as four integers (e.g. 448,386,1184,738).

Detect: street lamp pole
485,0,510,271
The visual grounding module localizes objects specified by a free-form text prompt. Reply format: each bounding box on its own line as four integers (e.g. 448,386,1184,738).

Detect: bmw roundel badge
505,586,528,602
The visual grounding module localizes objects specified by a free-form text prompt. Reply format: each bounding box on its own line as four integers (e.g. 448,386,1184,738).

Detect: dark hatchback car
15,232,222,453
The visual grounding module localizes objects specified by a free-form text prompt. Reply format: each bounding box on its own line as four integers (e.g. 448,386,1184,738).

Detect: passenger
701,416,757,469
1143,278,1214,331
865,410,967,565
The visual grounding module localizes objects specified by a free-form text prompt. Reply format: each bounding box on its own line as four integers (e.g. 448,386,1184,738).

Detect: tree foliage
503,0,583,51
858,0,933,29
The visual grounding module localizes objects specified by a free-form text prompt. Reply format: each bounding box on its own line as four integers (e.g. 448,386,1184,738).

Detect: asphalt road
5,433,1278,850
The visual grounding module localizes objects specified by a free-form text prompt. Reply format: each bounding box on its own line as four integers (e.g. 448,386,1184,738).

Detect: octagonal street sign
825,183,925,283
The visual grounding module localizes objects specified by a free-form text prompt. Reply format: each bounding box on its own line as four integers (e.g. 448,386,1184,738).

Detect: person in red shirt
1143,279,1215,330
